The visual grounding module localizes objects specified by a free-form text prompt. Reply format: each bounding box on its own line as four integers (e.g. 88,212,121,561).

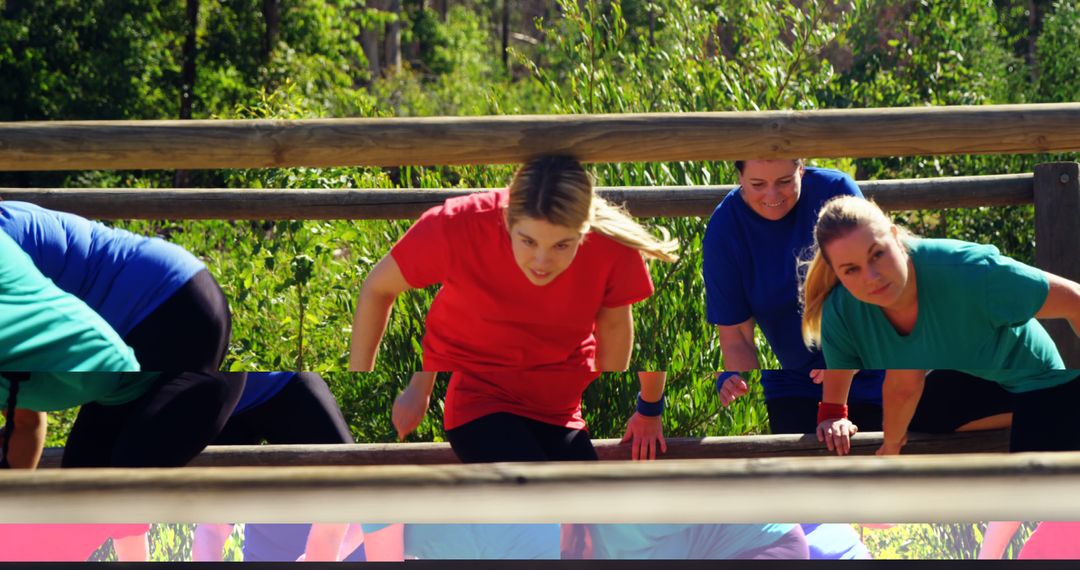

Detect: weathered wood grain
2,104,1078,171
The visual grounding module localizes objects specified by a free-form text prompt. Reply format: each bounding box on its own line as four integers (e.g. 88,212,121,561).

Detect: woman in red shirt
349,156,678,462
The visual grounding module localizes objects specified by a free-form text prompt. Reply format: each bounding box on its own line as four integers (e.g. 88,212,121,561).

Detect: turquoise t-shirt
0,372,161,412
586,524,796,559
822,238,1072,392
1,231,148,410
359,524,559,559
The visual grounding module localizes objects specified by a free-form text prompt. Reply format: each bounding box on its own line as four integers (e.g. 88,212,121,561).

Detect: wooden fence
2,103,1078,363
5,451,1080,523
34,430,1013,469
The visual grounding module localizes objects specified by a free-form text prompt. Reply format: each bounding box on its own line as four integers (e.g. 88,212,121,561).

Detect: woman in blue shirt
703,160,1013,450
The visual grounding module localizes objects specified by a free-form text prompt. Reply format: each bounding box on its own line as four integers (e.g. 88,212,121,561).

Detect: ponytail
800,248,840,349
590,198,679,263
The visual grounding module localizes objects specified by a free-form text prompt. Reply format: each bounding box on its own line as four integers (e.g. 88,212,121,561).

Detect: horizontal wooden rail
33,431,1012,468
4,452,1080,523
2,104,1079,171
0,173,1033,219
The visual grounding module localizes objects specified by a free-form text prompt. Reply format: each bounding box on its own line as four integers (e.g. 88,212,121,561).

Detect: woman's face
507,215,586,286
738,160,804,221
824,224,910,308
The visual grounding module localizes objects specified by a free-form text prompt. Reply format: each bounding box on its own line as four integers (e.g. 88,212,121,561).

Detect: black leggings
61,371,246,467
766,399,883,434
765,370,1014,434
1010,373,1080,452
124,269,231,371
214,372,354,445
909,370,1014,433
446,412,598,463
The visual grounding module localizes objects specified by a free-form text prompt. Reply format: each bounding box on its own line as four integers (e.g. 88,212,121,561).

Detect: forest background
2,0,1077,559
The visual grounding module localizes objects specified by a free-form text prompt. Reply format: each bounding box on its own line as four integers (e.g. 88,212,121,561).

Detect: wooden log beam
35,431,1010,469
1034,162,1080,367
4,451,1080,523
1,104,1078,171
0,174,1033,220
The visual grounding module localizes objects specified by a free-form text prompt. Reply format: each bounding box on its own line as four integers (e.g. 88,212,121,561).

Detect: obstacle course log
4,451,1080,523
0,174,1033,220
2,104,1079,171
36,430,1010,468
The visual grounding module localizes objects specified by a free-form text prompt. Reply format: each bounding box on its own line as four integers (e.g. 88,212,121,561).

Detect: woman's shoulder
909,238,1001,266
439,189,506,217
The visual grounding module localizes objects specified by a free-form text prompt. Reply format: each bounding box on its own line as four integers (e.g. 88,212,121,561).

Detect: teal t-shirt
586,524,796,559
0,372,161,411
359,524,559,559
1,231,148,410
822,238,1072,392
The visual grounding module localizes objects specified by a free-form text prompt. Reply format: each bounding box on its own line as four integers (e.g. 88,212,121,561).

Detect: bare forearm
349,289,397,371
112,533,149,562
717,332,760,372
305,524,349,562
978,521,1022,560
408,372,437,397
638,372,666,402
595,306,634,371
2,409,46,469
821,370,856,405
882,371,925,447
192,524,232,562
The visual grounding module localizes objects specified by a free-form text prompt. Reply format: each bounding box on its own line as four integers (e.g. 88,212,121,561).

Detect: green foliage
1035,0,1080,103
859,523,1037,560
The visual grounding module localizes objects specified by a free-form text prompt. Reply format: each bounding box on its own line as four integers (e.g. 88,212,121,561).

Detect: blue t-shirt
234,372,297,415
702,167,883,403
243,524,310,562
241,523,367,562
0,201,206,337
360,524,559,559
801,524,870,560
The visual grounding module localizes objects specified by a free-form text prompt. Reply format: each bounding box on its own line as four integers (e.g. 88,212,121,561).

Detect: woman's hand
391,373,436,440
620,412,667,461
716,373,749,406
875,433,908,456
817,417,859,456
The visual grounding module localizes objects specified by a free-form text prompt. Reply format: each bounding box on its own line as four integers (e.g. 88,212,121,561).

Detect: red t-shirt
391,190,654,429
1018,522,1080,559
0,524,150,561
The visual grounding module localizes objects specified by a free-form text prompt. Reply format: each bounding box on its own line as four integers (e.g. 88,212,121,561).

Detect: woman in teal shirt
800,196,1080,454
1,231,242,468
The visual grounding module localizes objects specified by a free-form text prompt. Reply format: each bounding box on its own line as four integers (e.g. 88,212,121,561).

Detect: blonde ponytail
800,247,840,349
590,198,679,263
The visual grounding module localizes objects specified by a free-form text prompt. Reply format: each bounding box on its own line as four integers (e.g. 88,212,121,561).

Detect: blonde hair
800,195,911,348
507,156,679,262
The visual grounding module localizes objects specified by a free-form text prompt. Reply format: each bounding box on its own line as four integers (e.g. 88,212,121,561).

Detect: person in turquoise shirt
562,524,808,559
800,196,1080,454
1,232,242,469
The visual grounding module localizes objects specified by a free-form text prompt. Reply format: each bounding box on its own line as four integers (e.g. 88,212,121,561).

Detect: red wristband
817,402,848,424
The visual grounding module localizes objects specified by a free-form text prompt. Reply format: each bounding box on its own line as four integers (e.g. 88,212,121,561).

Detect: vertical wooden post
1034,162,1080,367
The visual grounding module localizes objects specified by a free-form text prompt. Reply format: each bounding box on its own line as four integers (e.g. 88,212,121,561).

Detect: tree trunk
263,0,280,61
361,0,382,80
385,0,402,74
439,0,448,21
176,0,199,188
501,0,510,68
